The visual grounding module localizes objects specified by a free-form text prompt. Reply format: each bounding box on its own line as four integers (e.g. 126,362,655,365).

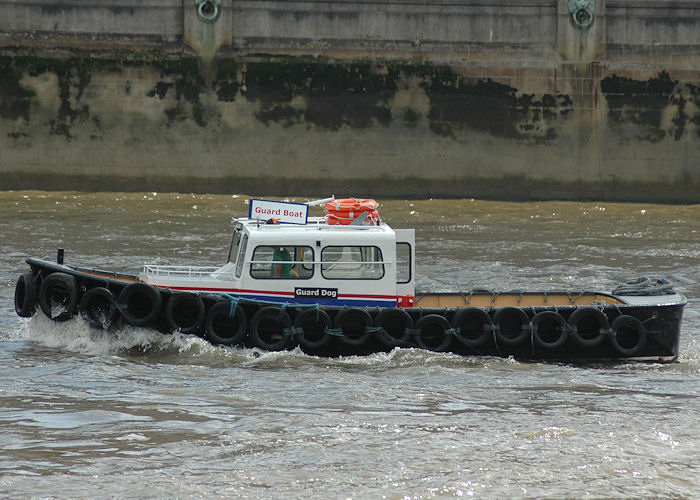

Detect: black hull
15,258,686,362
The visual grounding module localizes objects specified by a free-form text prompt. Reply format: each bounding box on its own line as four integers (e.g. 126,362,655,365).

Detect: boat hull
16,258,686,362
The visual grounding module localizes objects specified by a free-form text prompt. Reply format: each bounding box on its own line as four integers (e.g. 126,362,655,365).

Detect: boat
13,197,687,362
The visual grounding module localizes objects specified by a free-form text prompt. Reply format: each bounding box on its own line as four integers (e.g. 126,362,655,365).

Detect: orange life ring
325,198,379,212
325,198,380,225
327,209,379,225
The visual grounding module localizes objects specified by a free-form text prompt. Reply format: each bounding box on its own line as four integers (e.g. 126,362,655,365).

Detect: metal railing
141,264,226,279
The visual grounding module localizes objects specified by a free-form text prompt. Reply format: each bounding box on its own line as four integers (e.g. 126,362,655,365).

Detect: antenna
305,196,335,207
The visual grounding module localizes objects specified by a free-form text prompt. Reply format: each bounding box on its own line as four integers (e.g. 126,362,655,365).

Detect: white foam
16,314,215,357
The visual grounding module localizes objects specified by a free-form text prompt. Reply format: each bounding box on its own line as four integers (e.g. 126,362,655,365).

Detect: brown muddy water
1,192,699,499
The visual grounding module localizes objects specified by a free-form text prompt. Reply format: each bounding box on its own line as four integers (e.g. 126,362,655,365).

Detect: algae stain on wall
225,59,399,131
601,71,700,143
1,56,118,143
6,55,692,152
0,59,36,123
2,54,578,144
209,58,573,141
419,66,573,143
145,57,208,128
0,54,225,176
390,74,431,130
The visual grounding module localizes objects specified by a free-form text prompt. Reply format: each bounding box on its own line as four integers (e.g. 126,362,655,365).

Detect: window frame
249,245,315,280
320,245,385,280
235,235,248,278
396,242,412,284
227,226,243,263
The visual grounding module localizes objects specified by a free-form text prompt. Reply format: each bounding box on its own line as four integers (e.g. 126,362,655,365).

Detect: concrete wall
1,1,182,44
0,0,698,201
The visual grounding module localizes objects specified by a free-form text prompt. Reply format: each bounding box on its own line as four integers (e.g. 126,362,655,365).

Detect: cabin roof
233,217,395,244
235,217,392,232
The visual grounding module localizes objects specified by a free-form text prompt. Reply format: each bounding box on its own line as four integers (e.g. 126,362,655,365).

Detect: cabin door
394,229,415,307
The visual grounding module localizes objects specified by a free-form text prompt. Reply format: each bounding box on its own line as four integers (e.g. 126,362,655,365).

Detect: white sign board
248,198,309,225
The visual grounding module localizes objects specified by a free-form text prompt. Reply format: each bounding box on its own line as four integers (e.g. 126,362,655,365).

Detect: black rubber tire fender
249,306,293,351
493,307,531,346
568,307,609,348
334,308,374,347
414,314,453,352
166,292,205,334
294,308,333,351
531,310,570,350
79,287,117,329
15,272,39,318
610,314,646,356
117,282,162,327
451,307,492,347
374,308,414,347
38,272,79,322
204,301,248,346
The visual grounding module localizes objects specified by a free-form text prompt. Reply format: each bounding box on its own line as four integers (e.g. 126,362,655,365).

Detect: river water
0,192,698,499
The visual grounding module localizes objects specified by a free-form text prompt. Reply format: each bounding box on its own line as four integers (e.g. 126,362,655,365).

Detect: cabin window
227,226,243,263
235,235,248,278
250,246,314,279
321,246,384,280
396,242,411,284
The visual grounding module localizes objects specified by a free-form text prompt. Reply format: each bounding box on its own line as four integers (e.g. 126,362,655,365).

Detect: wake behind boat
14,197,686,361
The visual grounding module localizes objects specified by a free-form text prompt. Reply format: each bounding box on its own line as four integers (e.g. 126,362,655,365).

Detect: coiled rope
611,277,675,296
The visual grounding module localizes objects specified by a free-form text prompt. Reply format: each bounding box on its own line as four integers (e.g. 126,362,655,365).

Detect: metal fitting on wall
195,0,221,23
568,0,595,30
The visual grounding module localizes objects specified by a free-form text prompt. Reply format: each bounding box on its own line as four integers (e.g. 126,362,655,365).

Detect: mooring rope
611,277,674,296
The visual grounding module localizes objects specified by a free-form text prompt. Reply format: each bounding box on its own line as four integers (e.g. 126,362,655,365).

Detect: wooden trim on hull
415,292,627,308
26,258,139,288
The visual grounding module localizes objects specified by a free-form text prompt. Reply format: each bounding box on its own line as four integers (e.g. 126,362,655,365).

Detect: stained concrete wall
0,0,698,201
